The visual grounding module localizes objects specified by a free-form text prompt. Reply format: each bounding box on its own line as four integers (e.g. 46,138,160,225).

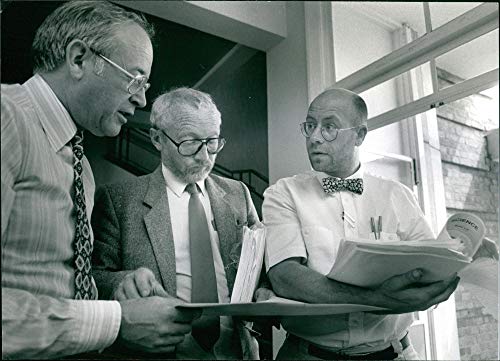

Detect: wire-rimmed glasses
90,47,150,95
160,129,226,156
300,122,359,142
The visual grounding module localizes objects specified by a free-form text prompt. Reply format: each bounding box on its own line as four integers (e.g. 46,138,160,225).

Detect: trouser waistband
287,333,410,360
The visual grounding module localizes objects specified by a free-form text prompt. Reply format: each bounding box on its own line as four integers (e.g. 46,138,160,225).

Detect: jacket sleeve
92,185,133,300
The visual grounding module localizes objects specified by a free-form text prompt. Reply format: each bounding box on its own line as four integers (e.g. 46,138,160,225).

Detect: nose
309,124,324,143
194,143,212,161
130,87,147,108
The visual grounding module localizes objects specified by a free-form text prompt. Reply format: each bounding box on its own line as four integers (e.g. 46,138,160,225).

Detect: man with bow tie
262,88,459,360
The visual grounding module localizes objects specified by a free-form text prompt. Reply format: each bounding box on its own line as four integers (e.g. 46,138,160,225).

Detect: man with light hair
91,87,264,359
2,1,199,359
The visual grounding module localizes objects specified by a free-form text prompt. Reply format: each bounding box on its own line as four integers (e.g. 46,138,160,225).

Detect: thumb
382,268,423,291
151,279,170,298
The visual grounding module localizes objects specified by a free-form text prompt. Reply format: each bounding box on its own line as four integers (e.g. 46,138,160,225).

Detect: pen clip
370,217,378,240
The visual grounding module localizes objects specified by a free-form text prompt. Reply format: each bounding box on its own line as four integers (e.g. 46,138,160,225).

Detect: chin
185,166,213,183
102,124,123,138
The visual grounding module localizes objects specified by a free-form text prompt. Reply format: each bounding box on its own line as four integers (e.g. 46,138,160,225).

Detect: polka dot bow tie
322,177,364,195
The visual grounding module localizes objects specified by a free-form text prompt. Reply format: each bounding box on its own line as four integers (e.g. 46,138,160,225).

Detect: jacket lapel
143,166,177,295
206,176,241,292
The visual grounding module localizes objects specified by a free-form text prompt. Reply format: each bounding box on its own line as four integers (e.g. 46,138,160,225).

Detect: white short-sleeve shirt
263,165,435,353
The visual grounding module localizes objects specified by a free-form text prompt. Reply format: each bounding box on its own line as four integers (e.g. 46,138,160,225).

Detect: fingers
134,267,156,297
151,280,170,298
123,276,142,299
254,287,276,302
423,276,460,309
382,268,423,291
114,288,126,301
113,268,159,301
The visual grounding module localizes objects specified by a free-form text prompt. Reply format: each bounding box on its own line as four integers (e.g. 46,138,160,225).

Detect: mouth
310,150,328,156
117,111,133,124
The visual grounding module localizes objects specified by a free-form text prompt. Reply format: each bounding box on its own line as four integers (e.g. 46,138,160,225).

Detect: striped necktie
71,131,97,300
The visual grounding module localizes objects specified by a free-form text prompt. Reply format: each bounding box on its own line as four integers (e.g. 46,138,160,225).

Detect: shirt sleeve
2,287,121,359
262,181,308,272
391,183,436,241
1,96,22,238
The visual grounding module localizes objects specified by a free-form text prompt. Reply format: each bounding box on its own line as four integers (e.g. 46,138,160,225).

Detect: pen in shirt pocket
378,216,382,239
370,217,377,240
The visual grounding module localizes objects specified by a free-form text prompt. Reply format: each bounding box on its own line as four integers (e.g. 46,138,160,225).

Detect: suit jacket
91,166,260,359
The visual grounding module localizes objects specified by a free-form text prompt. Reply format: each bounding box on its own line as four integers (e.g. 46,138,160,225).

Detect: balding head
309,88,367,128
304,88,368,178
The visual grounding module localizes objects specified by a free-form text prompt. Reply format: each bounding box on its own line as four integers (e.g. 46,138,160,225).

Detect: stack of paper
230,224,266,303
327,212,485,288
327,240,471,287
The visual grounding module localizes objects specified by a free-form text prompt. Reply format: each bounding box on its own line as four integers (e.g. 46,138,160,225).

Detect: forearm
268,259,383,306
2,287,121,359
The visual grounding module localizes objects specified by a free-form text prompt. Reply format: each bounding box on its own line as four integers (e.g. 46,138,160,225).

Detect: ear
150,128,162,151
65,40,93,80
355,125,367,146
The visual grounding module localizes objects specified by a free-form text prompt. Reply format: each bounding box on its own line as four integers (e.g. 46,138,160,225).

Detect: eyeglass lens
179,138,225,156
301,122,339,141
128,77,150,94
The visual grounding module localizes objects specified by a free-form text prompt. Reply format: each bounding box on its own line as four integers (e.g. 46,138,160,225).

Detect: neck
326,162,360,178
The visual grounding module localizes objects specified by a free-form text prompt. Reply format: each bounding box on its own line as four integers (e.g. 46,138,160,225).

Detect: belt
289,333,410,360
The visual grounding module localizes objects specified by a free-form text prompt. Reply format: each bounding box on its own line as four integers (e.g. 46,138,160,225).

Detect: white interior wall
331,4,409,183
266,2,310,184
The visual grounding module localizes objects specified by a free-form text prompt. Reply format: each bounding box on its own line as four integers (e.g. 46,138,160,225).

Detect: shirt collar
161,163,207,198
314,163,365,184
24,74,77,152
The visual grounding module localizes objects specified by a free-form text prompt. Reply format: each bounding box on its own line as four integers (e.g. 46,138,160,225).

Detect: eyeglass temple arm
97,53,137,79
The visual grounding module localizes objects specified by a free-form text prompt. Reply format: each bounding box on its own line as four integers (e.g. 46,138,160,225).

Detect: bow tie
322,177,363,195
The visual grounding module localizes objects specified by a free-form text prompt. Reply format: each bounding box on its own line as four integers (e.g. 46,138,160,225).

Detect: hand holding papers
327,212,487,287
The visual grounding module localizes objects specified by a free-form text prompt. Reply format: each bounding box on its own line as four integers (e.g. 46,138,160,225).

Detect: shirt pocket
368,231,400,242
301,225,340,275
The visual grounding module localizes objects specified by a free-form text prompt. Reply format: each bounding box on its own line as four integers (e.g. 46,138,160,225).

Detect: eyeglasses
90,47,150,95
300,122,359,142
159,129,226,156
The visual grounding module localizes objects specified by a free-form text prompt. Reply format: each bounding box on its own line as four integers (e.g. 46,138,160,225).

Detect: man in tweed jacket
92,87,261,359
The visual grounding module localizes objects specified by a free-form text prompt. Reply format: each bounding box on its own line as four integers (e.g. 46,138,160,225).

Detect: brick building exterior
436,68,499,360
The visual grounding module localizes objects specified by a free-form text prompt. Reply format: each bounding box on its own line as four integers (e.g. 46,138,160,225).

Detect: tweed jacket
91,166,260,359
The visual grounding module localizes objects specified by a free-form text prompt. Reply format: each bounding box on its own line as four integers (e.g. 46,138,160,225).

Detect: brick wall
437,68,499,360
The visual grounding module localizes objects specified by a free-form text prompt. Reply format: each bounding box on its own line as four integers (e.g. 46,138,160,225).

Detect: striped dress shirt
1,74,121,359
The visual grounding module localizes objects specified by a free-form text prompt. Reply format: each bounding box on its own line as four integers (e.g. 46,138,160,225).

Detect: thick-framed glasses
90,47,150,95
300,122,359,142
159,129,226,156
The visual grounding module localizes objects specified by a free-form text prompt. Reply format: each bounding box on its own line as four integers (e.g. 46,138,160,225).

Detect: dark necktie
322,177,364,195
71,131,97,300
186,183,220,351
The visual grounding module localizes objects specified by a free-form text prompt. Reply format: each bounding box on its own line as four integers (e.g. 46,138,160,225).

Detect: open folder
177,224,389,316
177,295,387,316
327,212,486,287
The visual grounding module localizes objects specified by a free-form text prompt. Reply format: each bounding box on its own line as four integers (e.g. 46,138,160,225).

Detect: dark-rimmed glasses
90,47,150,95
300,122,359,142
159,129,226,156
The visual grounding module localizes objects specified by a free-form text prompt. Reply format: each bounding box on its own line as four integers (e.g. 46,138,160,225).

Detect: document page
177,296,388,316
327,212,484,287
230,224,266,303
